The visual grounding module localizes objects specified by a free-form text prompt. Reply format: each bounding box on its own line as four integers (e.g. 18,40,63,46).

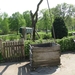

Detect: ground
0,52,75,75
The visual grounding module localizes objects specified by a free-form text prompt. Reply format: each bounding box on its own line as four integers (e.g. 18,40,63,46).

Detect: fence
0,39,25,62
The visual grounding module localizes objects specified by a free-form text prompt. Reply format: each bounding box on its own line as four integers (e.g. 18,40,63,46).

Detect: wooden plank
15,41,17,61
22,44,25,60
19,41,22,60
6,42,8,61
11,41,14,61
2,43,4,59
8,42,10,61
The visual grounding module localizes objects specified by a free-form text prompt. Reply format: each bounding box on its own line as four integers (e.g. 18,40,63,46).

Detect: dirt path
0,52,75,75
52,52,75,75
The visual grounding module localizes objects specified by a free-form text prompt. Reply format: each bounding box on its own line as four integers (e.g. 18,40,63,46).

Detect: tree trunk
33,24,36,41
30,0,43,42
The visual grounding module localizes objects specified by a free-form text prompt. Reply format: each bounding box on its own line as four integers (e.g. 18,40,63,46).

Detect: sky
0,0,75,16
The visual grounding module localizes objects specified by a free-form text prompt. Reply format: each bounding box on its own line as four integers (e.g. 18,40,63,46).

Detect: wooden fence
0,39,25,62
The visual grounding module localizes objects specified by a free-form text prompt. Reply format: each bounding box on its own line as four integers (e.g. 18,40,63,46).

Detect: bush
24,41,32,58
35,34,40,40
26,34,31,40
42,34,51,39
68,32,72,36
57,37,75,52
51,17,68,39
26,34,40,40
9,35,20,41
2,36,8,41
0,30,3,35
24,39,45,58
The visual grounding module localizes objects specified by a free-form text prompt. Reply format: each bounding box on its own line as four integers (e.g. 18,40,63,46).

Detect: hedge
57,36,75,52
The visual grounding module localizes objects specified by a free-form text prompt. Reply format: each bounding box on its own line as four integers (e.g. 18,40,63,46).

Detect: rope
46,0,56,43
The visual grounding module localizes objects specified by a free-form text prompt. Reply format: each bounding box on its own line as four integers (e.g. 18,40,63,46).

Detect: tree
40,9,51,33
51,3,75,31
0,16,2,34
0,12,9,34
52,4,61,18
30,0,43,41
51,17,68,39
23,11,31,27
9,12,26,34
37,17,44,31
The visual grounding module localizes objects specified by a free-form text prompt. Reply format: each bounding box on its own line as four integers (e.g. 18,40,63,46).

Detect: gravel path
0,52,75,75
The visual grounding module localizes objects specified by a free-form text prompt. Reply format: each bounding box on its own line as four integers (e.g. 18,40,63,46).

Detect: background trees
51,3,75,31
40,9,51,33
0,2,75,37
0,12,9,34
23,11,31,27
9,12,26,34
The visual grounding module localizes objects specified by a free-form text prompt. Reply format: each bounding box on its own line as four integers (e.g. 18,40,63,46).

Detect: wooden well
29,43,61,69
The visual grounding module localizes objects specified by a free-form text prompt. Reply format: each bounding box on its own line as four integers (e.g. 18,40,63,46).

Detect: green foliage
26,33,51,40
26,34,31,40
24,39,44,58
42,34,51,39
0,12,9,34
35,34,40,40
26,34,40,40
9,36,18,41
57,37,75,52
24,41,32,58
37,39,43,44
0,3,75,34
23,11,32,27
1,18,9,34
0,34,20,41
51,3,75,31
51,17,68,39
41,9,51,32
9,12,26,34
68,32,72,36
2,36,8,41
36,32,51,39
37,9,51,31
0,30,3,35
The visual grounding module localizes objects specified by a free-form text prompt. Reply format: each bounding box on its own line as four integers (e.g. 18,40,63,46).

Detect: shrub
57,37,75,52
51,17,68,39
68,32,72,36
24,41,32,58
35,34,40,40
42,34,51,39
9,35,19,41
26,34,31,40
26,34,40,40
0,30,3,35
2,36,8,41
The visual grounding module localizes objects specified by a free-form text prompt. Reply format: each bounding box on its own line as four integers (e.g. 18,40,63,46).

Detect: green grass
38,31,46,34
0,34,20,41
